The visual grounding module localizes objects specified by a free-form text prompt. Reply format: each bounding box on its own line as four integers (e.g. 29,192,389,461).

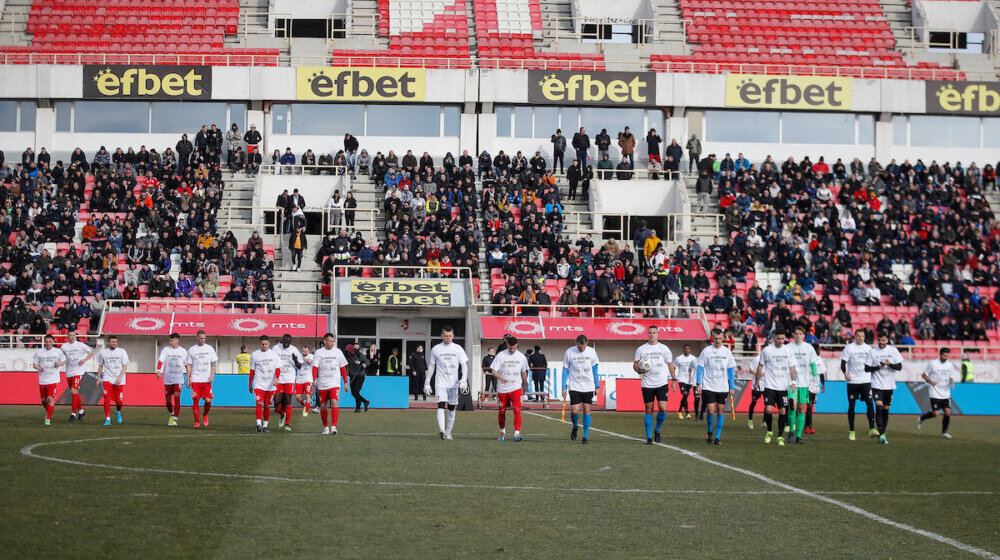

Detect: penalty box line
525,411,1000,560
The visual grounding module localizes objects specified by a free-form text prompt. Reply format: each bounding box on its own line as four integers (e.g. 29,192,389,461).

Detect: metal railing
100,298,332,317
0,333,96,349
239,11,290,44
319,207,380,242
650,59,979,80
550,16,690,54
590,166,683,181
259,164,350,176
666,212,725,245
2,6,29,39
473,302,708,322
330,264,476,282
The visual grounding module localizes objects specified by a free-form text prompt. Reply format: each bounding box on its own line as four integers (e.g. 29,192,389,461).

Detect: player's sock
513,407,521,431
72,394,81,414
748,398,756,421
942,415,950,433
256,418,262,427
655,412,666,431
875,406,884,433
788,408,797,434
255,402,263,421
193,400,201,424
805,404,814,428
764,411,773,431
919,411,936,422
284,404,293,425
498,409,507,430
777,412,786,435
103,399,111,418
331,406,339,427
263,420,269,428
847,398,857,431
582,413,591,438
320,408,329,427
714,413,724,439
644,414,653,439
203,402,211,418
173,395,181,418
45,402,54,420
436,408,446,432
570,412,579,428
706,413,714,435
796,410,805,438
446,409,456,433
164,392,173,415
866,402,876,429
263,403,271,421
303,399,310,414
882,408,890,432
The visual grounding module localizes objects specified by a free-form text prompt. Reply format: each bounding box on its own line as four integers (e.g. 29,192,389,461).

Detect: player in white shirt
186,330,219,428
864,334,903,445
840,330,877,440
487,336,529,442
803,356,826,436
294,345,315,417
787,326,820,444
754,331,797,446
273,334,304,431
561,334,600,444
249,335,282,433
746,349,763,430
312,334,349,435
673,344,699,420
32,334,67,426
634,326,677,444
156,333,188,426
696,329,737,445
424,326,470,440
61,331,94,422
916,347,957,438
96,335,130,426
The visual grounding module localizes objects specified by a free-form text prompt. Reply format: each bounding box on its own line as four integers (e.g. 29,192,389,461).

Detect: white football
637,357,653,373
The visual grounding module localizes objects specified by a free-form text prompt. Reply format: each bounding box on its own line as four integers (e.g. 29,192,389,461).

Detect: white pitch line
525,411,1000,560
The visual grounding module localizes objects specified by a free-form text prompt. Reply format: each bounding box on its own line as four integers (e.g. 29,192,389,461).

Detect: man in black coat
571,127,590,168
407,344,428,401
345,344,371,412
528,345,548,401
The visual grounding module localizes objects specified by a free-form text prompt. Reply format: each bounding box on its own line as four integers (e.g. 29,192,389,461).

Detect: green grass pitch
2,405,998,559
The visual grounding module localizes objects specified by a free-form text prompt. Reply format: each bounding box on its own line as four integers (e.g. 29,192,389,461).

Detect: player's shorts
568,390,594,405
102,381,125,402
763,388,788,409
191,382,213,400
436,385,459,406
789,387,810,404
678,382,692,394
498,389,523,410
930,397,951,411
318,387,340,402
641,384,669,404
702,390,729,405
846,383,872,401
295,382,312,394
163,383,182,393
39,383,57,400
872,388,894,406
275,383,295,394
751,389,764,399
253,388,275,404
68,375,83,390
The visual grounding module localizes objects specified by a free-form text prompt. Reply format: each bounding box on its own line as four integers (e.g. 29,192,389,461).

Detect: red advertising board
479,317,707,340
101,312,328,337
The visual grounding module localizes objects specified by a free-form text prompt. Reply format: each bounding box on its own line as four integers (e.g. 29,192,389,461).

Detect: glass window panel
366,105,439,137
0,101,17,131
229,103,246,130
560,107,579,132
151,101,228,134
892,115,907,145
646,109,665,138
705,110,779,143
55,102,72,132
782,112,855,144
534,107,559,138
514,106,533,138
289,103,364,135
19,101,35,132
443,106,459,136
580,107,643,138
983,118,1000,148
271,103,289,135
909,115,980,147
496,106,511,137
858,115,874,145
74,101,149,133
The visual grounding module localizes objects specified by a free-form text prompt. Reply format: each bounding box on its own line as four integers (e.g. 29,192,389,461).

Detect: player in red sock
487,336,529,442
186,330,219,428
156,333,188,426
313,334,349,435
61,331,94,422
32,334,67,426
250,335,281,433
97,335,130,426
273,334,303,431
294,345,314,418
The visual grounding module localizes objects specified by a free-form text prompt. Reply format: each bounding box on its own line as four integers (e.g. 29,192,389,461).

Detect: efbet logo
725,74,852,111
528,70,655,106
929,82,1000,115
296,67,425,101
85,65,209,99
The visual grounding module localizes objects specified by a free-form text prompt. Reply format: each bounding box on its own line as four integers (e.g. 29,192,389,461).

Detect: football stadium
2,0,1000,557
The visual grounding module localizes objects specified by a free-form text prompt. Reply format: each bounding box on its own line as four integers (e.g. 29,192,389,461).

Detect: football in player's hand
637,358,652,373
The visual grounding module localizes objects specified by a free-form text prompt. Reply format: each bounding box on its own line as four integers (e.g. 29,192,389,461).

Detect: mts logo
307,70,418,99
935,83,1000,113
737,77,845,107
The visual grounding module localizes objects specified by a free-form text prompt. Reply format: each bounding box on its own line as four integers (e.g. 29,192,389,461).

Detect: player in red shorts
249,335,281,433
272,334,303,430
97,335,130,426
312,334,349,435
32,334,67,426
294,345,315,417
61,331,94,422
487,336,530,442
186,329,219,428
156,333,188,426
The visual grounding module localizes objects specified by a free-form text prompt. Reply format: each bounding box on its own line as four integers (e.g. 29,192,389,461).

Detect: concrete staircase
880,0,916,53
0,0,33,47
648,0,689,56
339,0,389,51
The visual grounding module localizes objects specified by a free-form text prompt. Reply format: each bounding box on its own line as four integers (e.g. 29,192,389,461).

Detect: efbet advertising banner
527,70,655,107
84,65,212,99
343,278,464,306
725,74,852,111
296,67,425,101
925,81,1000,115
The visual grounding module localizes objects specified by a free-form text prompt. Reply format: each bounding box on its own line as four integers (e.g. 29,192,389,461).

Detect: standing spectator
646,128,662,164
566,159,582,200
550,129,567,174
696,171,713,213
408,344,427,401
665,138,683,178
328,191,344,227
386,347,400,376
345,344,370,412
344,133,359,177
225,123,242,167
276,189,291,233
595,128,611,160
288,227,307,271
176,134,193,171
528,345,547,401
195,125,210,154
617,127,635,167
344,191,357,229
686,134,701,173
482,346,497,394
572,127,590,166
366,343,380,377
243,123,261,156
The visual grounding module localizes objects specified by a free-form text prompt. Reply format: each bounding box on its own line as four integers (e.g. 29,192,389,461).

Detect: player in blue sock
562,335,600,445
634,326,676,444
696,329,737,445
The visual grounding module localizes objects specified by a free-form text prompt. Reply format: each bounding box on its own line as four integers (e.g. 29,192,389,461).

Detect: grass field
2,405,999,559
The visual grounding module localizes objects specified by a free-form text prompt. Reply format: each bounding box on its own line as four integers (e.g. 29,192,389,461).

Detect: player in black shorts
916,348,957,439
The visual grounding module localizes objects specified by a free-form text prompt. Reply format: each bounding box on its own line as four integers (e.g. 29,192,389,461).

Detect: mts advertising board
101,312,328,337
479,317,707,340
